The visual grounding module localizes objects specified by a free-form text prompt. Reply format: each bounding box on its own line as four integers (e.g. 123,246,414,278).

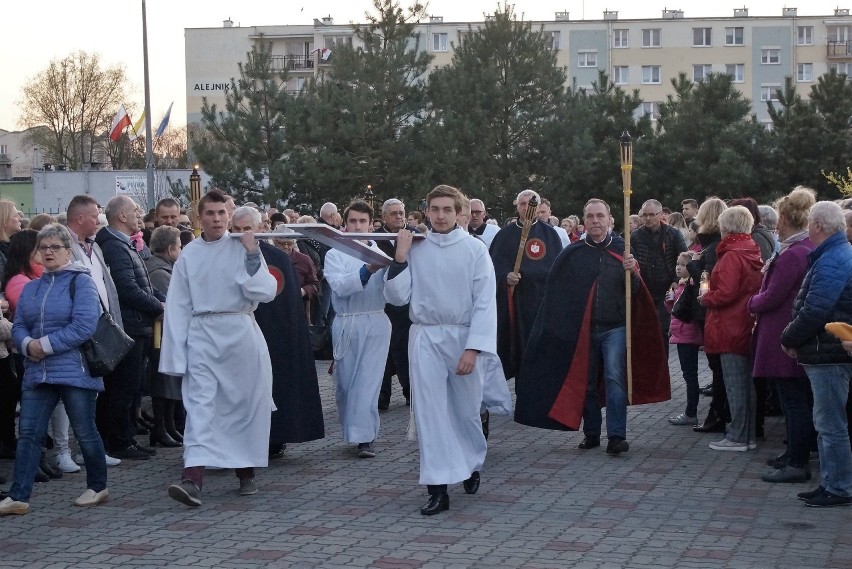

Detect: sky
2,0,848,131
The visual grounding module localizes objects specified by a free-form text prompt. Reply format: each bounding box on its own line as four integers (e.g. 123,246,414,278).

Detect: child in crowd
666,251,704,426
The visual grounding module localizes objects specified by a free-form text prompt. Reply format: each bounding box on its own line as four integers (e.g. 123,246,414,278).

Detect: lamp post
620,130,633,403
364,184,375,213
189,165,201,237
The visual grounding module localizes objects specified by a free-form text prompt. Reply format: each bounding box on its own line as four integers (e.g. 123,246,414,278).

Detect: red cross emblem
525,238,546,261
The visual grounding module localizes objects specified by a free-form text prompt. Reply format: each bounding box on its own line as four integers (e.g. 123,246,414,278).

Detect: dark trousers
773,377,816,468
652,293,670,342
182,466,254,491
380,310,411,402
0,355,20,450
96,335,150,452
705,353,730,422
676,344,700,418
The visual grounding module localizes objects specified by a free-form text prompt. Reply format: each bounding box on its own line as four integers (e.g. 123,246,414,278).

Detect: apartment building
185,8,852,128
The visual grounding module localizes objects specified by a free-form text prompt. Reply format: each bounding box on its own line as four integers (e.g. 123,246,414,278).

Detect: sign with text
115,175,147,205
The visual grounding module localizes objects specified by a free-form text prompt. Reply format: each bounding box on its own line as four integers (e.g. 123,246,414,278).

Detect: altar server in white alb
325,200,392,459
160,190,277,507
385,185,497,516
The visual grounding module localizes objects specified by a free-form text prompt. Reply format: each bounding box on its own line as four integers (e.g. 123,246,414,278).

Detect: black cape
489,221,563,379
514,235,671,430
256,242,325,444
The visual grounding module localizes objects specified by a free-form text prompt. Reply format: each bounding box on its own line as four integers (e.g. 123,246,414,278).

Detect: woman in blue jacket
0,224,106,515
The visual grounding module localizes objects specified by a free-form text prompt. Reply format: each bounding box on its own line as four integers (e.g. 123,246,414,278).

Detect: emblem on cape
525,238,547,261
268,266,285,296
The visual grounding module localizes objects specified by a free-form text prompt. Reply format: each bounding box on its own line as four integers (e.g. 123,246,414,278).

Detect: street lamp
189,165,201,236
364,184,375,212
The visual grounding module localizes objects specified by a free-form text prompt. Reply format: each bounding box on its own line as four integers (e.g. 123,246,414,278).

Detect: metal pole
620,130,633,404
142,0,155,209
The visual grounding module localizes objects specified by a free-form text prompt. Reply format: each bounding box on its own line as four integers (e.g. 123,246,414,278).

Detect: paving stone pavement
1,349,851,568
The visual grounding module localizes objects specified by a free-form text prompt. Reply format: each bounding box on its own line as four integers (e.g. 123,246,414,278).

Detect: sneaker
129,442,156,455
56,451,81,474
74,453,121,467
747,441,758,451
804,489,852,507
0,497,28,515
357,442,376,458
798,485,826,501
709,438,749,451
110,446,151,460
668,413,698,426
606,438,629,454
73,488,109,507
168,480,201,507
238,478,258,496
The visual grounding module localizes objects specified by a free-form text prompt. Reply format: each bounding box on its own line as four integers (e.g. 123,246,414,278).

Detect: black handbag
671,282,695,323
70,275,135,376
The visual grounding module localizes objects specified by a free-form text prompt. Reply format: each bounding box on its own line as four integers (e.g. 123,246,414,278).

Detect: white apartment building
185,8,852,128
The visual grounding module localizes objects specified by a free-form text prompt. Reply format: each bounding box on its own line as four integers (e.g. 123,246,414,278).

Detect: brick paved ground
1,349,851,568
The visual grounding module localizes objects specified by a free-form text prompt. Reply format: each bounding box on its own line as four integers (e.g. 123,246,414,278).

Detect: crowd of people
0,183,851,517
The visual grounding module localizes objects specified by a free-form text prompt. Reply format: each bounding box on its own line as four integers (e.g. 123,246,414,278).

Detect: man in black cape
514,199,670,450
489,189,563,379
255,240,325,454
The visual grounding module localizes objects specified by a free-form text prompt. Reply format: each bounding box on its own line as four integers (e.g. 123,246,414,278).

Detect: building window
692,64,712,82
0,145,6,155
639,102,660,120
642,28,661,47
761,48,780,64
296,77,306,91
797,63,813,82
760,85,780,102
642,65,661,84
546,31,560,50
613,29,629,48
578,51,598,67
432,33,448,52
829,62,852,77
828,25,851,42
693,28,712,47
797,26,813,45
324,35,353,49
613,66,629,84
725,63,745,82
725,27,744,46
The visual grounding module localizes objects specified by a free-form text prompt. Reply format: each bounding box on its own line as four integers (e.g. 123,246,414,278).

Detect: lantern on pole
189,165,202,237
620,130,634,403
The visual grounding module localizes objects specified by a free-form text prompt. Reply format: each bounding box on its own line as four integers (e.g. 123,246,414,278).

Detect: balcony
270,55,316,72
827,40,852,59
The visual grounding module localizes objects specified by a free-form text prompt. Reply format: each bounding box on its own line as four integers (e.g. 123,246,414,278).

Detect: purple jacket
747,238,814,378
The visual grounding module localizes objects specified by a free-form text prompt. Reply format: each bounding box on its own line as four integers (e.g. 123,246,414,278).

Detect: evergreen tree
767,77,824,193
424,4,566,220
284,0,433,209
193,41,292,205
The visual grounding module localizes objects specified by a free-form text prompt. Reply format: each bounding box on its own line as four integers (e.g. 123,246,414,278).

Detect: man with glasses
468,199,498,248
376,199,415,410
631,199,686,340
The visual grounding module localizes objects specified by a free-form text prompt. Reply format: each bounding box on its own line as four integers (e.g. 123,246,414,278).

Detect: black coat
630,223,686,297
95,227,164,336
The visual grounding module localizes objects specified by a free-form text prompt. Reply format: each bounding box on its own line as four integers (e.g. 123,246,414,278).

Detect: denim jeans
772,377,815,469
9,384,107,502
582,326,627,440
803,364,852,497
720,353,755,444
676,344,700,417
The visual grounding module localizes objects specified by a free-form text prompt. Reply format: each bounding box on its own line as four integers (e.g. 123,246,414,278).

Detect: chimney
734,7,748,18
321,15,334,25
783,7,797,17
555,11,570,21
603,10,618,20
223,18,233,28
430,16,443,23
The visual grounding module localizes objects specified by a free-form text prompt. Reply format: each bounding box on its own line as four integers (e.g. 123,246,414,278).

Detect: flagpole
141,0,155,209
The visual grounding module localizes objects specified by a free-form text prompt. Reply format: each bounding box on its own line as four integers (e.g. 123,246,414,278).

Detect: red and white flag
109,105,132,141
320,48,332,61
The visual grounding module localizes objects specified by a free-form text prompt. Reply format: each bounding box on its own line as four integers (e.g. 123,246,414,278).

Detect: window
828,25,851,42
693,28,712,46
761,48,780,64
642,28,661,47
639,102,660,120
432,33,448,52
0,145,6,155
296,77,306,91
760,85,780,102
797,63,813,82
613,29,629,48
797,26,813,45
642,65,661,84
693,64,712,82
829,62,852,77
546,31,560,50
725,63,745,82
725,27,744,45
578,51,598,67
613,66,629,84
324,35,353,49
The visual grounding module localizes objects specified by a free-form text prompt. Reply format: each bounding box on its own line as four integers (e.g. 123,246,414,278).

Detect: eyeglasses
470,210,485,215
38,245,69,253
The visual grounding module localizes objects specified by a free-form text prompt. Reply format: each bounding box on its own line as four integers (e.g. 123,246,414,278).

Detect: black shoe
269,443,286,459
804,489,852,507
135,420,150,436
463,471,480,495
798,485,825,501
150,431,182,448
35,467,50,482
606,438,629,454
111,446,151,460
693,416,725,433
39,455,62,479
378,394,390,411
420,492,449,515
761,466,810,483
130,442,156,455
166,427,184,443
480,410,490,441
767,453,788,469
578,436,600,450
699,383,713,396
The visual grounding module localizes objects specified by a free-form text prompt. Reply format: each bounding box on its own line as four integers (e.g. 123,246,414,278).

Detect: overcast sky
2,0,846,131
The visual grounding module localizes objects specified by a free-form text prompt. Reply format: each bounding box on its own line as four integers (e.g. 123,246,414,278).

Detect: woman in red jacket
699,206,764,451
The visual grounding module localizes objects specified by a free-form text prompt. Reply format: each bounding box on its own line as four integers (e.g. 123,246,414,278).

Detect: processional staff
620,131,633,404
508,195,538,363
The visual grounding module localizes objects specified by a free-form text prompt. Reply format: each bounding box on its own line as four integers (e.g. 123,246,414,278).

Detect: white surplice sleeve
324,250,368,298
236,250,277,303
384,262,412,307
465,248,497,355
